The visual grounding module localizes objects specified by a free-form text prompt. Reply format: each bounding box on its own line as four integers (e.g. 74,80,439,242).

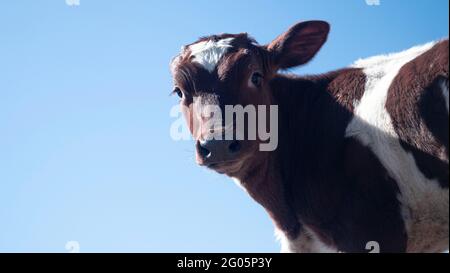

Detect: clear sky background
0,0,448,252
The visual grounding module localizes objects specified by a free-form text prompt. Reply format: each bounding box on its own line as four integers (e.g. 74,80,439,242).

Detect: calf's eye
251,72,263,87
173,87,183,98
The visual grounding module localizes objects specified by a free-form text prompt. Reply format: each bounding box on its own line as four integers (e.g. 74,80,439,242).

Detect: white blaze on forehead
188,37,234,73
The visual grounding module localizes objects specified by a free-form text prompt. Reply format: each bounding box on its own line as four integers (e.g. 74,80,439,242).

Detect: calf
169,21,449,252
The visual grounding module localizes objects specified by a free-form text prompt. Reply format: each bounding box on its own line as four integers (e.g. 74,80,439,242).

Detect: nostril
228,141,241,154
197,141,211,159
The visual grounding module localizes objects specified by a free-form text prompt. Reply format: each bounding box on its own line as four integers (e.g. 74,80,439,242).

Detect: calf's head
170,21,329,176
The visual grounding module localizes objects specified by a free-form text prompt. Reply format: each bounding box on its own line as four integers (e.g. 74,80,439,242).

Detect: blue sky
0,0,448,252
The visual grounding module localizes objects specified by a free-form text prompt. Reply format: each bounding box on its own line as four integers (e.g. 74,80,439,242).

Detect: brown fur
170,21,448,252
386,40,449,187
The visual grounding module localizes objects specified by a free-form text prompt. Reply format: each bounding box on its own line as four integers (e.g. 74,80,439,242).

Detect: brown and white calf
170,21,449,253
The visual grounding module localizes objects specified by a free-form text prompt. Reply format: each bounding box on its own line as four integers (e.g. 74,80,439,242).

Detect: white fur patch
189,38,234,73
346,41,449,252
275,226,337,253
440,78,449,114
232,177,248,193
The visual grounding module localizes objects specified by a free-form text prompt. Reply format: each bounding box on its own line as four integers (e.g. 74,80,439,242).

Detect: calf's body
269,40,448,252
170,21,449,252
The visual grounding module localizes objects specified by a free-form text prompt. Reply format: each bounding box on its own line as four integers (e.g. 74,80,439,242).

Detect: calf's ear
267,20,330,69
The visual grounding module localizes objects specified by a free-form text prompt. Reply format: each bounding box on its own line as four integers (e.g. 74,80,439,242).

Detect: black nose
196,139,241,163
